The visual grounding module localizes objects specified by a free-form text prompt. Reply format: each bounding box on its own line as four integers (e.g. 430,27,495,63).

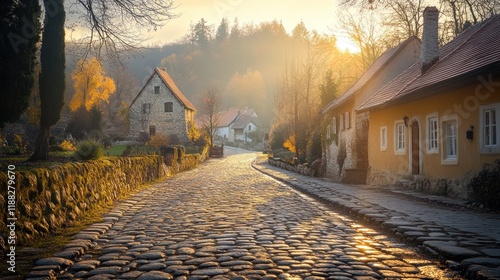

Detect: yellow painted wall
368,74,500,183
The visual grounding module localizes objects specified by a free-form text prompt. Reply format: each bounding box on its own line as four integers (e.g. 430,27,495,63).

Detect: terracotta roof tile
155,68,197,111
217,108,239,127
357,15,500,112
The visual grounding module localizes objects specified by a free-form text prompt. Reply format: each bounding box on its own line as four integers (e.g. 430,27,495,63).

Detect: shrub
147,134,170,148
468,160,500,209
76,139,104,160
59,140,77,151
66,106,103,140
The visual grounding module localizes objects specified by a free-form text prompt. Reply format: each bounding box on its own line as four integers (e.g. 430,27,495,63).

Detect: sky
143,0,361,52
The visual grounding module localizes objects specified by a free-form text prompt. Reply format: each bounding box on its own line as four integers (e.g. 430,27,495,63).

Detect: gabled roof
322,36,421,114
357,15,500,112
130,68,196,111
231,114,259,129
217,108,240,127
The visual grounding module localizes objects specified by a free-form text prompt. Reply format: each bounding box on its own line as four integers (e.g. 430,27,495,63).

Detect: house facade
129,68,197,143
215,108,260,143
322,36,421,183
356,8,500,198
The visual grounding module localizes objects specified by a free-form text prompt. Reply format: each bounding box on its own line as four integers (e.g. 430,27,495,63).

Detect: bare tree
337,11,385,68
383,0,427,43
200,87,222,147
67,0,178,61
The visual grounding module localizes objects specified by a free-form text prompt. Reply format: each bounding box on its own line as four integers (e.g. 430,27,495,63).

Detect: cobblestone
27,149,459,279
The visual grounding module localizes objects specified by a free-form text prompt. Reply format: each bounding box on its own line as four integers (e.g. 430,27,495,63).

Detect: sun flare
336,36,361,53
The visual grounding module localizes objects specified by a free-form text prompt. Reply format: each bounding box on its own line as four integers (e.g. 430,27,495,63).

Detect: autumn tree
69,57,116,111
0,0,40,127
30,0,177,160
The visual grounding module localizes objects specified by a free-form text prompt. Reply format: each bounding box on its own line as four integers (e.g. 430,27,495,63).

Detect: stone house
129,68,197,143
322,36,421,183
356,8,500,198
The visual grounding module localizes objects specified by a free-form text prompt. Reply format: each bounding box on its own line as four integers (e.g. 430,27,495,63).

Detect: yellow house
322,36,421,183
356,8,500,198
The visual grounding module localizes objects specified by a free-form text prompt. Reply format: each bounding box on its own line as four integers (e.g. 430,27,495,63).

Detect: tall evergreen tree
320,69,338,107
216,18,229,41
30,0,65,161
0,0,40,127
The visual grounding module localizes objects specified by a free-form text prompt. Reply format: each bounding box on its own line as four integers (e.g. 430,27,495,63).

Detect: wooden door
411,121,420,175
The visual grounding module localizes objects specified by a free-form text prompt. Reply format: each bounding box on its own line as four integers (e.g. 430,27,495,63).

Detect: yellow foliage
59,140,77,151
283,135,296,153
70,57,116,111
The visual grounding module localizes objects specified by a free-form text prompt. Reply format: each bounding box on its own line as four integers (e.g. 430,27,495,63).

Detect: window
149,125,156,136
332,117,337,135
326,124,331,140
340,114,344,131
444,120,457,160
484,109,497,146
427,115,439,153
248,125,252,131
164,102,173,112
154,86,160,94
395,122,405,154
142,103,151,114
480,104,500,154
345,112,350,129
380,126,387,151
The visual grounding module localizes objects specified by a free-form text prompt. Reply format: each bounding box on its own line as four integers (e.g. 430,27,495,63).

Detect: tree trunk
29,125,51,161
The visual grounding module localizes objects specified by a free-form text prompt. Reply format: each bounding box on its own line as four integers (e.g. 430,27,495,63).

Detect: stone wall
0,150,208,244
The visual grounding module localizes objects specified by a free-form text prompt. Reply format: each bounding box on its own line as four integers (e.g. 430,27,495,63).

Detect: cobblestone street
28,149,456,279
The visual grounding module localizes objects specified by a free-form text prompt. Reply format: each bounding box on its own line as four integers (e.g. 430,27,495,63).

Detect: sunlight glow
336,36,361,53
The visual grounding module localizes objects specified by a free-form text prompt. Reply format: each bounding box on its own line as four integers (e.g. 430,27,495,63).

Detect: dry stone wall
0,150,208,244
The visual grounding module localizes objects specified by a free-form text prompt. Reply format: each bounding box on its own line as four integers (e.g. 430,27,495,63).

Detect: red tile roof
322,36,420,114
155,68,197,111
357,15,500,112
217,108,240,127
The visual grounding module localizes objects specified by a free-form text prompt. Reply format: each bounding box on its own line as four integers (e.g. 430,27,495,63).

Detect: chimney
420,6,439,74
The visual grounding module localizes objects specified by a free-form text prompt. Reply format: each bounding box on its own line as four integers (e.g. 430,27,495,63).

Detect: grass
106,145,127,156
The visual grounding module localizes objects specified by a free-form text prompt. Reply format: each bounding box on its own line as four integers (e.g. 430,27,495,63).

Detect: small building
215,108,240,140
322,36,421,183
356,8,500,198
213,108,260,143
231,114,259,142
129,67,197,143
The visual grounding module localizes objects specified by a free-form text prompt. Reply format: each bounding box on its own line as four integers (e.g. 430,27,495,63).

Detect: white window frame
441,115,458,165
394,121,406,155
345,112,350,130
426,113,439,154
480,103,500,154
380,126,387,151
326,124,331,140
332,117,337,135
340,114,344,131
